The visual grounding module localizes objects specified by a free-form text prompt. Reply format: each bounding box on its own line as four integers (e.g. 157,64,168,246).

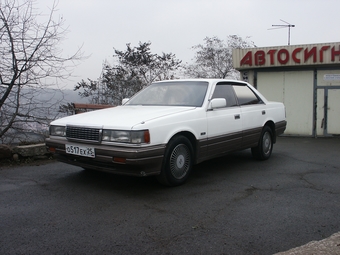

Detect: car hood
51,105,196,129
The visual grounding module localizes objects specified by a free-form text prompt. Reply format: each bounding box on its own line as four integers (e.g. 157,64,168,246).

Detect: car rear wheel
156,135,193,186
251,126,273,160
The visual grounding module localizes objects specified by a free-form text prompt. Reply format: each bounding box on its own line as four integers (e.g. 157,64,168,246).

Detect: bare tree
184,35,255,79
0,0,82,142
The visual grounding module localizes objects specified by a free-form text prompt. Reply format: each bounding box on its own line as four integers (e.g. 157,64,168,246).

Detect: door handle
262,110,266,115
234,114,240,120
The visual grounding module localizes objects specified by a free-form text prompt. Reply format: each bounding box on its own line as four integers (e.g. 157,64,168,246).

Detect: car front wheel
251,126,273,160
156,135,193,186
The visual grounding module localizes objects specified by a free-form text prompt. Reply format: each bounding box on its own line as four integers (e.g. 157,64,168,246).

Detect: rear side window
211,83,237,107
232,85,262,105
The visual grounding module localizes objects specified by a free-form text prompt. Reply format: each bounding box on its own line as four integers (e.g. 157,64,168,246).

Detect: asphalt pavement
1,136,340,254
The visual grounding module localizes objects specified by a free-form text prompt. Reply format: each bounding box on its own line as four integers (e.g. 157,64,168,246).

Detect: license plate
65,144,95,158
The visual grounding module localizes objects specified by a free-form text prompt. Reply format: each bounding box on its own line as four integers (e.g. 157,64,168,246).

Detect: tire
156,135,193,186
251,126,273,160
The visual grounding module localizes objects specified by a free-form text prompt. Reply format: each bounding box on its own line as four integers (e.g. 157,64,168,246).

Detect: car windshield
126,81,209,107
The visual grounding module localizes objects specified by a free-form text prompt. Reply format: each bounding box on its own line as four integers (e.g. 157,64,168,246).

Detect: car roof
153,78,248,84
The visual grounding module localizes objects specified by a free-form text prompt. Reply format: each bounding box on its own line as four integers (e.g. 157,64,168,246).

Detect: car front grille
66,126,101,142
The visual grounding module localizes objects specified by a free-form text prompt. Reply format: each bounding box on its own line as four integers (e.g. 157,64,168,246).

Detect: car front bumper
46,138,166,176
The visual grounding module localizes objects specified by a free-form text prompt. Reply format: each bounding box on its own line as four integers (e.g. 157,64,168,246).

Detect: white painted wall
241,69,340,136
317,70,340,135
327,90,340,134
316,89,325,136
317,70,340,86
257,71,314,136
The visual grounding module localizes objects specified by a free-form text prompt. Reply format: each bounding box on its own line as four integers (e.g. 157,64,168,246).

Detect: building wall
241,68,340,136
328,90,340,134
316,89,325,136
256,71,314,136
234,42,340,137
233,42,340,70
316,70,340,136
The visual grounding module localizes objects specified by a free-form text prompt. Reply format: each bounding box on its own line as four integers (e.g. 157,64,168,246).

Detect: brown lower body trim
196,132,243,163
242,127,262,148
196,123,285,163
46,138,165,176
275,120,287,136
54,154,163,176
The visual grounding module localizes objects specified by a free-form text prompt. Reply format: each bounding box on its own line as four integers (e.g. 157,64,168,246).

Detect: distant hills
0,88,88,145
41,88,88,105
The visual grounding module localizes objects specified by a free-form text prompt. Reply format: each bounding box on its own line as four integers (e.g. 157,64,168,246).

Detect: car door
232,84,267,147
206,83,242,158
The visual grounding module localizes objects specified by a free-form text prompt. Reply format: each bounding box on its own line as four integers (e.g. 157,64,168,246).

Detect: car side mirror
208,98,227,110
122,98,129,105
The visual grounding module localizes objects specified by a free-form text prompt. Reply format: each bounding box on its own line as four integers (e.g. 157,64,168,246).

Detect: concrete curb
274,232,340,255
12,143,48,157
0,143,49,161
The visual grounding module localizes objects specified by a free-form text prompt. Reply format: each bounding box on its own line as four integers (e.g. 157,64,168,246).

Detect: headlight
49,125,66,137
102,130,150,144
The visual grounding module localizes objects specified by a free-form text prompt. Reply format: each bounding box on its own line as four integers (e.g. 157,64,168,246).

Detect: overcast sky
38,0,340,88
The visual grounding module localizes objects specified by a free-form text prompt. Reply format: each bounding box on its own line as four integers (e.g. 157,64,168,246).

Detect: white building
233,42,340,137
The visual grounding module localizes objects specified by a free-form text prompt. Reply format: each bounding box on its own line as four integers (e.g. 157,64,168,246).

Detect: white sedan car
46,79,286,186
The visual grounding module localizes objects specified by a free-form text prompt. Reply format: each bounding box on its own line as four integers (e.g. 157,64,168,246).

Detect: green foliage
75,42,182,105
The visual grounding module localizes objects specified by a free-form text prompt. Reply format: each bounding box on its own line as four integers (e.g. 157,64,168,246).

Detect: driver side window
211,84,237,107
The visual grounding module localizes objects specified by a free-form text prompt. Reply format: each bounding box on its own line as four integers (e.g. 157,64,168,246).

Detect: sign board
324,74,340,81
233,42,340,70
